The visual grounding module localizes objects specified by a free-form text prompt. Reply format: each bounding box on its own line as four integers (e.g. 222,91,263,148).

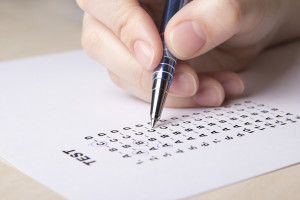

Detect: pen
150,0,188,128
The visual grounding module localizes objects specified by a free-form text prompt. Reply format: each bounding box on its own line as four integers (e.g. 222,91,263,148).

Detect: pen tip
151,118,158,128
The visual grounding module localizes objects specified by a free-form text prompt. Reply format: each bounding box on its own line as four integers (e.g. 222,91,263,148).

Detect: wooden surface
0,0,299,199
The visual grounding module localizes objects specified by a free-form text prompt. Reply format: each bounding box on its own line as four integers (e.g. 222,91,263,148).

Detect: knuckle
81,16,107,61
115,6,143,41
222,0,243,29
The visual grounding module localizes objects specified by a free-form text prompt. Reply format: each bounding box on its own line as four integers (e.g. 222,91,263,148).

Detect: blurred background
0,0,83,61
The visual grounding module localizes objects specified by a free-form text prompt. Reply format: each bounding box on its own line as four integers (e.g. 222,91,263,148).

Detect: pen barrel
159,0,188,33
150,0,188,125
153,0,188,84
153,49,177,84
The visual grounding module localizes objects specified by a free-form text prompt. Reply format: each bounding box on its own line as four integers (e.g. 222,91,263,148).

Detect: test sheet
0,42,300,199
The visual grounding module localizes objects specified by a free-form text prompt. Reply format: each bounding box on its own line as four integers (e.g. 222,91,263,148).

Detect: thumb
164,0,243,60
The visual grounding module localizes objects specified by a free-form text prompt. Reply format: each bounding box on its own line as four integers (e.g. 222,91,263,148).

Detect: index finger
76,0,163,70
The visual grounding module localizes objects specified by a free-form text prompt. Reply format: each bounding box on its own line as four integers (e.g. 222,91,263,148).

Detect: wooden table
0,0,299,199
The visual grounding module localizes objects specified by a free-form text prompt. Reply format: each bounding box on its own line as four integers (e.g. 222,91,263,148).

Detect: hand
76,0,300,107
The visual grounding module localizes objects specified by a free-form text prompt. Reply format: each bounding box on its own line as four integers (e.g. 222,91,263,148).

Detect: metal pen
150,0,188,128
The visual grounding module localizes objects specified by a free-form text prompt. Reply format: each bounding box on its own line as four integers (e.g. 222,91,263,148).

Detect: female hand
76,0,300,107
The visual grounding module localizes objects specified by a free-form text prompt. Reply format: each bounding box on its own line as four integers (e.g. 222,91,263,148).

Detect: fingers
164,0,245,60
77,0,163,70
109,70,223,108
168,61,199,97
204,71,244,98
79,0,247,109
82,14,199,97
82,13,151,89
108,65,244,108
82,14,244,106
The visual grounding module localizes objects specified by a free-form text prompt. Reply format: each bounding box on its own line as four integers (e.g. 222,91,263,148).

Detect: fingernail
169,21,206,57
134,40,154,70
194,86,223,106
222,79,244,97
169,72,197,97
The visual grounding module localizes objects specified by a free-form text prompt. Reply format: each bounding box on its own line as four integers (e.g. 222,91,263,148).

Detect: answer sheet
0,41,300,200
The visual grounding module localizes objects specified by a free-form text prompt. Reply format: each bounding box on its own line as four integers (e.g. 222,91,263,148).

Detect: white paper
0,41,300,200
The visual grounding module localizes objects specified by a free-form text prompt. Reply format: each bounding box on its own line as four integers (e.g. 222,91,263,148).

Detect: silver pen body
150,0,188,127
